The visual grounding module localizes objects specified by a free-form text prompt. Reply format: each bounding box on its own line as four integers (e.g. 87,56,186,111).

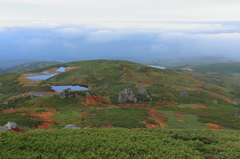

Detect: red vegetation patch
8,127,22,132
154,114,168,121
174,115,182,117
194,85,206,89
85,96,108,105
80,112,88,116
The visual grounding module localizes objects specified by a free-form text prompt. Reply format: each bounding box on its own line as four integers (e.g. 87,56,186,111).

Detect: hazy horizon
1,0,240,62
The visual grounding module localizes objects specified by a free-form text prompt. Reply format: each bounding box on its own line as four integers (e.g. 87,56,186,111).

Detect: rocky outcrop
118,88,138,103
180,91,188,98
138,86,152,100
232,101,240,105
64,124,88,129
138,86,147,94
0,122,19,131
59,88,71,99
235,110,240,117
86,92,91,98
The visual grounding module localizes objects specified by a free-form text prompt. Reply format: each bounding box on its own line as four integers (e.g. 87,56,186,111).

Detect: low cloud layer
1,21,240,62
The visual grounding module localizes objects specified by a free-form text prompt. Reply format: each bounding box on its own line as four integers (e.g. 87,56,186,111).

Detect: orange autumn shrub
191,106,207,109
154,114,168,121
80,112,88,116
177,120,185,122
222,97,233,103
204,123,222,130
188,77,195,81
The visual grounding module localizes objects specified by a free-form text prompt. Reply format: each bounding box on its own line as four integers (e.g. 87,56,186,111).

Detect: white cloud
85,30,127,43
1,0,240,21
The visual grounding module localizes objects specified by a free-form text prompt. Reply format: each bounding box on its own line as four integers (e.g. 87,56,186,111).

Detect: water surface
51,85,89,92
147,65,166,69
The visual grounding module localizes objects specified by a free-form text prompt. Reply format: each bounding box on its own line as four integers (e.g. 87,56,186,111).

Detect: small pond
25,67,71,80
51,85,89,92
147,65,166,69
26,73,58,80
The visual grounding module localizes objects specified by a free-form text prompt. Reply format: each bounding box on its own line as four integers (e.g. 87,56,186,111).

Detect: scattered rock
213,100,218,104
197,89,201,93
64,124,81,129
138,86,152,100
116,64,122,68
136,66,141,70
0,122,19,131
232,101,240,105
138,86,148,94
118,88,138,103
51,94,55,97
235,109,240,117
59,88,71,99
86,92,91,98
180,91,188,97
104,86,108,89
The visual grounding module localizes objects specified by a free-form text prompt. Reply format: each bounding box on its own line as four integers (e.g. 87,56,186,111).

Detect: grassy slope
0,59,240,158
0,61,64,73
141,56,240,66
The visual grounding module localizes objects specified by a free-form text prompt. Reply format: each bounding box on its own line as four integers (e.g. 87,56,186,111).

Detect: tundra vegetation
0,60,240,158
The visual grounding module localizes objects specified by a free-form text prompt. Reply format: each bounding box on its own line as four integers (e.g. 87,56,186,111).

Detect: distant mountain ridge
142,56,240,66
0,61,64,73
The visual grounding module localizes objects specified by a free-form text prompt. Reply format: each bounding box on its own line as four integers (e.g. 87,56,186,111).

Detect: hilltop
0,61,64,73
140,56,240,66
0,59,240,158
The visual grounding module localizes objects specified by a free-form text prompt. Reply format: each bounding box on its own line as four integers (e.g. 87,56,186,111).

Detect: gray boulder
86,92,91,98
138,86,147,94
138,86,152,100
181,91,188,98
59,88,71,99
64,124,81,129
118,88,138,103
0,122,18,131
235,110,240,117
5,122,18,129
232,101,240,105
116,64,122,68
0,126,9,131
213,100,218,104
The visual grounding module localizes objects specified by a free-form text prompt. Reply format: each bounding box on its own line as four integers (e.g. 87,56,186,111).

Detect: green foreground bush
1,128,240,159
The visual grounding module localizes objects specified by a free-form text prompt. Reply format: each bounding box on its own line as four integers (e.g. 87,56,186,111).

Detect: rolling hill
0,59,240,158
0,61,64,73
140,56,240,66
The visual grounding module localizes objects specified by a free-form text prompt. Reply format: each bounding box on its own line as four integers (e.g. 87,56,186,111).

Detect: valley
0,59,240,158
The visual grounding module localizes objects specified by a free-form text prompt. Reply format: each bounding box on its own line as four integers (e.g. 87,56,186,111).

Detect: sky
0,0,240,62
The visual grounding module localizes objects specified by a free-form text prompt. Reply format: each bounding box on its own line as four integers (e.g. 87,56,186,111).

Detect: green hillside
0,61,64,73
0,59,240,158
141,56,240,66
